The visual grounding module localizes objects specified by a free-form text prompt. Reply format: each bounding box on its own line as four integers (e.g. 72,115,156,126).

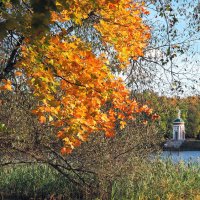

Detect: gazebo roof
173,118,184,123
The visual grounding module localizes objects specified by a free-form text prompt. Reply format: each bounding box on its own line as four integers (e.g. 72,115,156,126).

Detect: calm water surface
161,151,200,162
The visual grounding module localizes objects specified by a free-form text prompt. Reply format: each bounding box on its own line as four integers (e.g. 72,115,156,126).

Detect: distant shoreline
163,139,200,151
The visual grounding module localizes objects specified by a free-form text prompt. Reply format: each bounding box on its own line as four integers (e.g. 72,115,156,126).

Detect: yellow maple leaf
120,121,126,129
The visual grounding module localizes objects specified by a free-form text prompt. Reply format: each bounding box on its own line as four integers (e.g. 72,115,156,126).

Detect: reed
0,160,199,199
111,159,200,200
0,163,82,199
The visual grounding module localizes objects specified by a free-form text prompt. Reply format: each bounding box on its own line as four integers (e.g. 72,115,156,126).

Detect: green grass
0,160,200,200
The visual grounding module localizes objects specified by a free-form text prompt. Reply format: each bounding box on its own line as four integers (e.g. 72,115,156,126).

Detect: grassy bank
0,160,200,199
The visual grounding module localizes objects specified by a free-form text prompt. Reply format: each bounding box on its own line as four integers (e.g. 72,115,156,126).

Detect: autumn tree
0,2,165,199
0,0,160,154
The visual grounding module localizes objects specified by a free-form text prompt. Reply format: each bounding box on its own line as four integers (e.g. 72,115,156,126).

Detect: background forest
134,91,200,139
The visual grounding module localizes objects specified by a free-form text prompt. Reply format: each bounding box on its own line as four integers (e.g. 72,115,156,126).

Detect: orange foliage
14,71,23,76
0,79,12,91
1,0,154,153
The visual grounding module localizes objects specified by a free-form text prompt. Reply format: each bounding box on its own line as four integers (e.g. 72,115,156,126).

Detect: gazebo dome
173,118,184,123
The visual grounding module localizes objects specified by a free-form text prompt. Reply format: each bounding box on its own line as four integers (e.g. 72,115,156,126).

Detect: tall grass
0,163,83,199
0,160,200,199
111,159,200,200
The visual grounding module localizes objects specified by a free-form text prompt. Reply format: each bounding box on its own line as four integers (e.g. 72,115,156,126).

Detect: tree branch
0,36,24,81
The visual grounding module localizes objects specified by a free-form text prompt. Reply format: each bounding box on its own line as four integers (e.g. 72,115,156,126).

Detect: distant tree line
133,91,200,139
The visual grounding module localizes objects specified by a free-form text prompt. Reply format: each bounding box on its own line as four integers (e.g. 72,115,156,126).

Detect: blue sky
141,0,200,96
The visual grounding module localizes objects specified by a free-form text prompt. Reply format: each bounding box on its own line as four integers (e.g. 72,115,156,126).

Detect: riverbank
163,139,200,151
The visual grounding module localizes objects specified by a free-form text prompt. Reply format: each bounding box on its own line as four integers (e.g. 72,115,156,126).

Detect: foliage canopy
0,0,159,153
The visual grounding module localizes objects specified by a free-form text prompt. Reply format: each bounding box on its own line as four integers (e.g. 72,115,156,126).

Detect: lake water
161,151,200,163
